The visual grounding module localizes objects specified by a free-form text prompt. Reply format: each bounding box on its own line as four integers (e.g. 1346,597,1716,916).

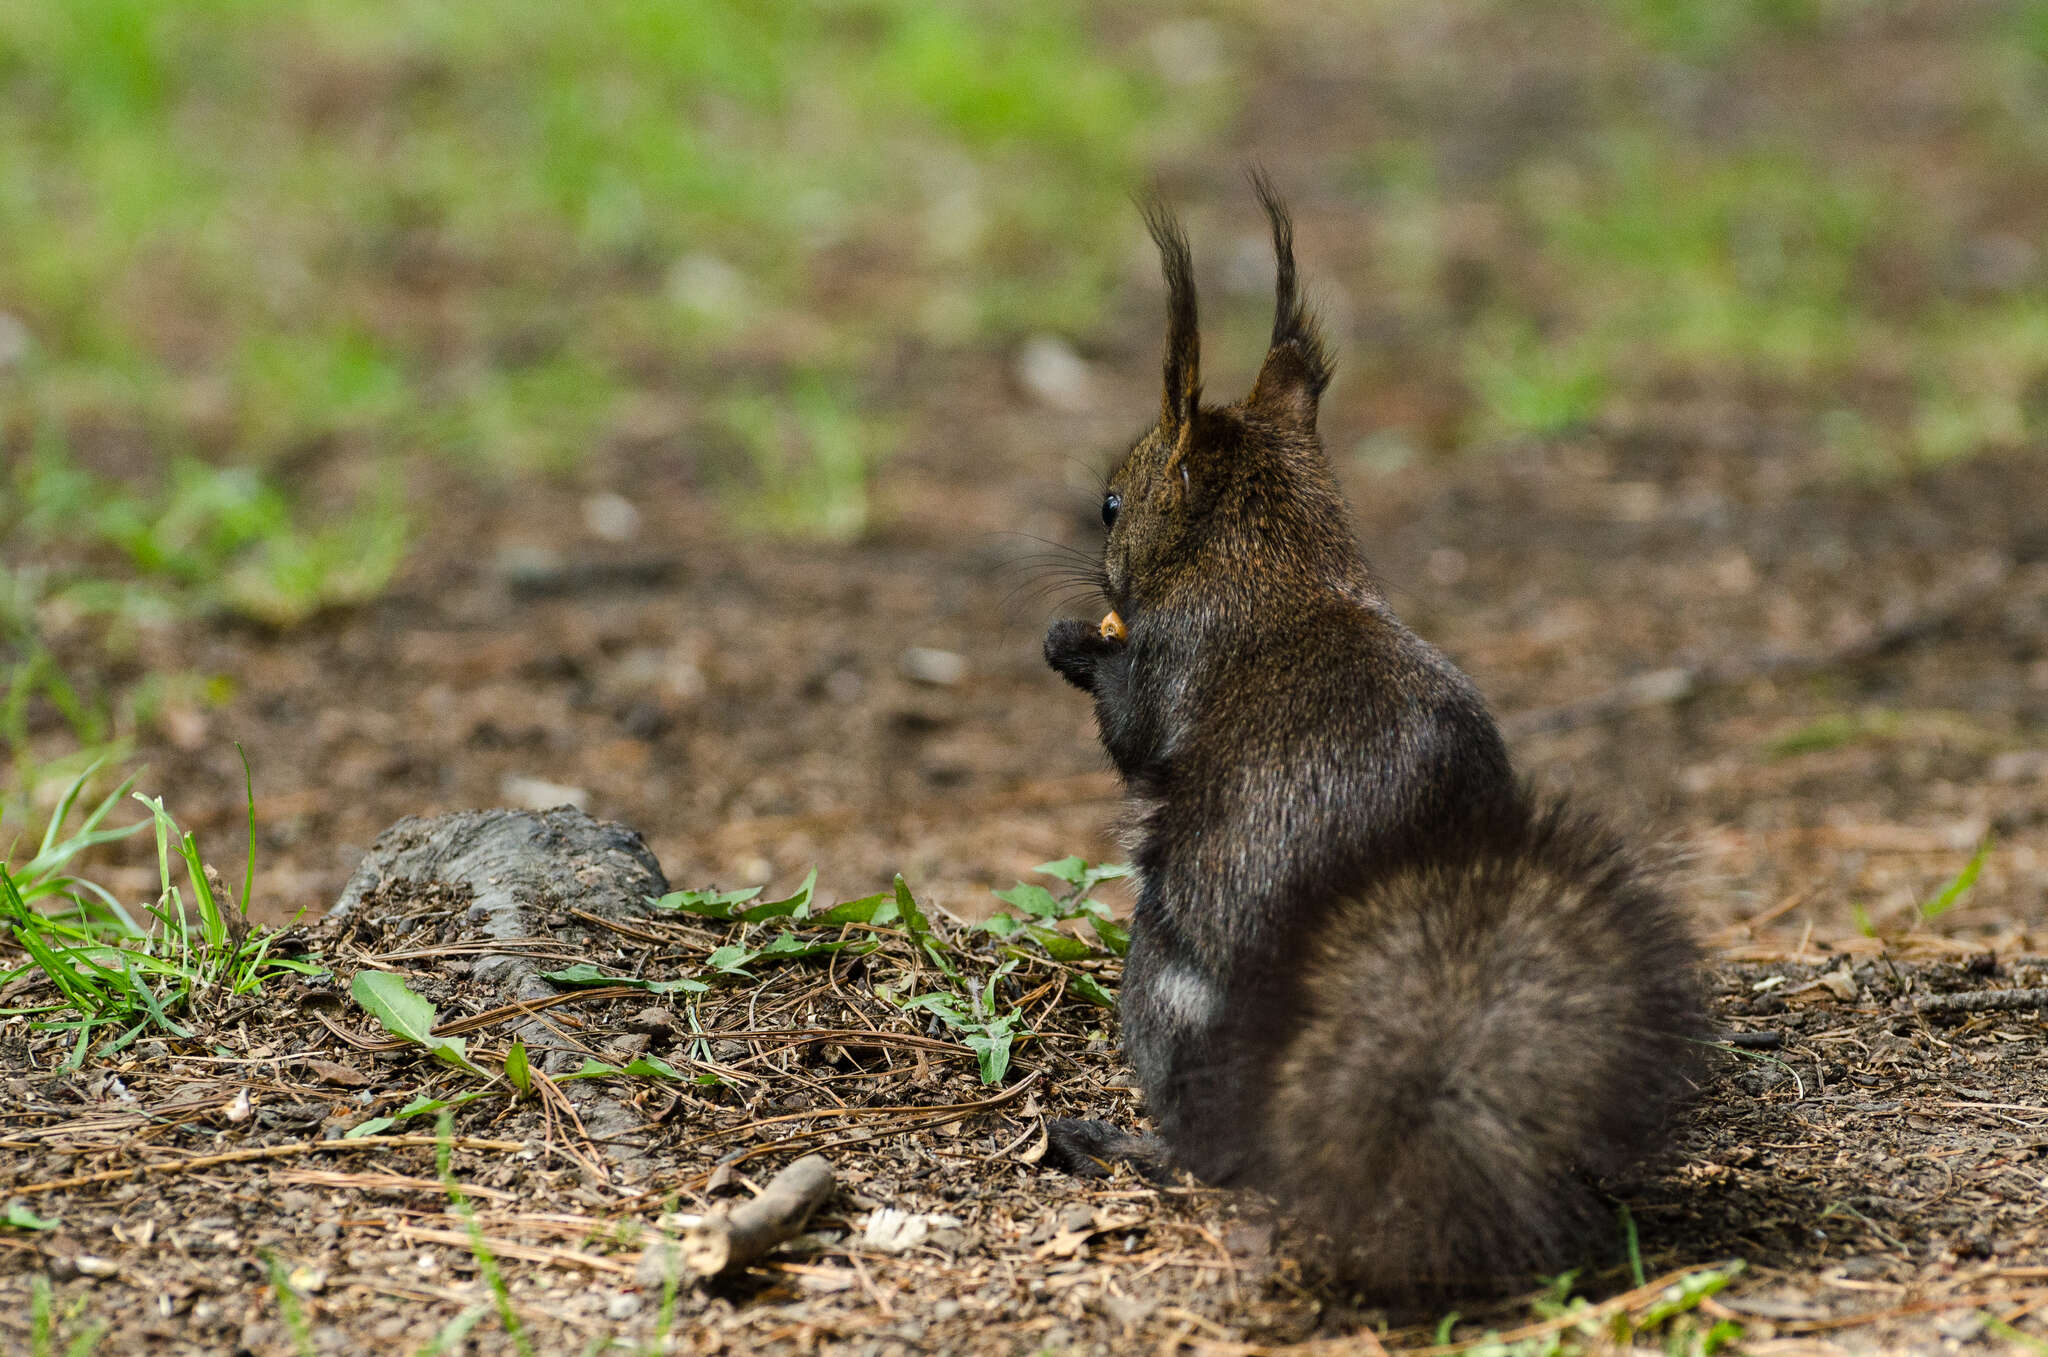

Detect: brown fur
1042,181,1704,1292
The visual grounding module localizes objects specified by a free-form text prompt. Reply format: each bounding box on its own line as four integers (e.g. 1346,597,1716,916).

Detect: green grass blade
31,1273,52,1357
263,1251,319,1357
35,758,103,861
416,1303,490,1356
437,1110,533,1357
20,765,142,884
1920,840,1991,921
235,743,256,917
137,793,174,909
120,954,194,1039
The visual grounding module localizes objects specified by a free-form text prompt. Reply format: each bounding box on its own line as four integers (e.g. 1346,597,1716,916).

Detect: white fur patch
1153,963,1220,1031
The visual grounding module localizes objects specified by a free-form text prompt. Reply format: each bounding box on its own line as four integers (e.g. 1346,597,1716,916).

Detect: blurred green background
4,0,2047,805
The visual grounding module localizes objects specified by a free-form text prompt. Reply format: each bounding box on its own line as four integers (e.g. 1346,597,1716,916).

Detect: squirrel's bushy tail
1260,803,1702,1289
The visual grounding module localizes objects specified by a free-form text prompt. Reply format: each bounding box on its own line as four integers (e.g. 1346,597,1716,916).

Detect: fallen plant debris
680,1153,838,1278
4,803,2048,1352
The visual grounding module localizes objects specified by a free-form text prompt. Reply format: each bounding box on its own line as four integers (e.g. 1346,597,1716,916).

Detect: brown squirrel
1041,178,1704,1291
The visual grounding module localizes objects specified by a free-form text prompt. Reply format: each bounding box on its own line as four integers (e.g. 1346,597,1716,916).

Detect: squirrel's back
1041,179,1703,1293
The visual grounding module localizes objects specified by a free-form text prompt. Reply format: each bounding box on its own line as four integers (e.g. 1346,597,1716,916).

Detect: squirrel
1041,178,1705,1292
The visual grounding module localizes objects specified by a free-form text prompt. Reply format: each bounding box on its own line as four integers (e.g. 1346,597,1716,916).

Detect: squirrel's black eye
1102,493,1122,528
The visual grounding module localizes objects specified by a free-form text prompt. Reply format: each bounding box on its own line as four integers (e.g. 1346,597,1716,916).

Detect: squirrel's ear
1142,200,1201,451
1245,172,1332,429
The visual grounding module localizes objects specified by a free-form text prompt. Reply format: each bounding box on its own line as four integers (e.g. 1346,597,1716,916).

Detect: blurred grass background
3,0,2046,807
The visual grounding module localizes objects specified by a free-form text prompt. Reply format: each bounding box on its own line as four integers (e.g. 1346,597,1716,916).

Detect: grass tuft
0,763,323,1069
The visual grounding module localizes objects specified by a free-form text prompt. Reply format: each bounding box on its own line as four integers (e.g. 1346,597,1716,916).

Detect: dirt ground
7,296,2048,1354
6,855,2048,1355
9,8,2048,1353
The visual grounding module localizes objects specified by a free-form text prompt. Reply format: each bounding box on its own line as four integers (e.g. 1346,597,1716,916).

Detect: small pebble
900,647,967,687
1989,750,2048,783
499,774,590,812
583,492,642,542
1015,335,1096,413
0,312,28,369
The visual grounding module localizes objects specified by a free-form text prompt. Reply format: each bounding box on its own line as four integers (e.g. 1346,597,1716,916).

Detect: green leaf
1088,915,1130,956
979,913,1022,939
1023,924,1093,962
896,991,967,1026
540,963,708,994
1637,1263,1742,1328
1034,857,1132,894
559,1056,692,1082
342,1090,487,1136
814,891,899,926
978,958,1020,1017
751,933,869,962
648,885,763,918
965,1028,1012,1083
3,1204,58,1231
1701,1319,1745,1353
1920,841,1991,921
894,875,954,977
1033,856,1089,887
349,971,485,1076
505,1039,532,1095
705,944,756,975
646,869,819,921
992,883,1062,920
1068,973,1117,1008
736,867,818,921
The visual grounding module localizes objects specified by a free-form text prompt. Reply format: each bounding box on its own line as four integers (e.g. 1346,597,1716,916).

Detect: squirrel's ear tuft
1142,198,1201,447
1245,171,1332,429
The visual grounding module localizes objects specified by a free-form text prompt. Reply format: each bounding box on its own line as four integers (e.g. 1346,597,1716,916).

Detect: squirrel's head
1097,176,1368,623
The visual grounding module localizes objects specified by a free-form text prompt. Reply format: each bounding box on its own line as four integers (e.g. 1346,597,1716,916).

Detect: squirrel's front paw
1044,618,1121,693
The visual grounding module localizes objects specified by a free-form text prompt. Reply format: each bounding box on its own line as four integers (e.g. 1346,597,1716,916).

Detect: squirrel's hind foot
1042,1118,1173,1182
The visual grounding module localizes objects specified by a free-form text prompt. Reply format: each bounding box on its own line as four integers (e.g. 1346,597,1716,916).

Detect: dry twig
1910,987,2048,1015
681,1153,837,1277
9,1134,526,1196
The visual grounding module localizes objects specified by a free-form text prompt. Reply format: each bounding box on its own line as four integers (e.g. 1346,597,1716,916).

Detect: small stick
1910,987,2048,1015
670,1069,1040,1154
682,1154,836,1277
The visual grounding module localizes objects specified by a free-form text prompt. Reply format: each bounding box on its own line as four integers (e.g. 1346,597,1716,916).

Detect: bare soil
6,406,2048,1351
7,861,2048,1356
